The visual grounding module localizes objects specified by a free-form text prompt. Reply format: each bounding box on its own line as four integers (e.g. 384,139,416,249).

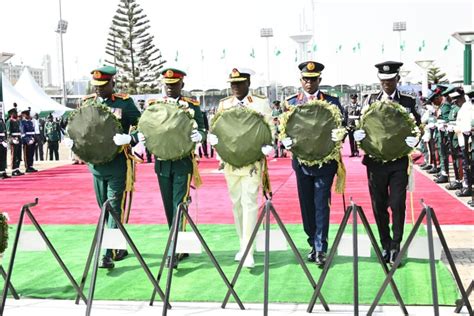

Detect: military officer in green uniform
6,108,24,176
0,117,9,179
138,68,205,268
433,86,454,183
65,66,141,269
45,114,61,160
445,88,465,190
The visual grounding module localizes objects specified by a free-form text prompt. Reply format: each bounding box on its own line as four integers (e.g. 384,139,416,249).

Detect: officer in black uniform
354,61,421,266
6,108,24,176
344,94,361,157
0,117,9,179
20,110,37,173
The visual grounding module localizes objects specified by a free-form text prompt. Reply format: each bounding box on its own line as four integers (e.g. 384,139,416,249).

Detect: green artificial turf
0,224,459,306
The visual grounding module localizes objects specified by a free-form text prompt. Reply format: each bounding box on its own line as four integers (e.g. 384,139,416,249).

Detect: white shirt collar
382,90,397,100
233,94,250,106
303,90,320,99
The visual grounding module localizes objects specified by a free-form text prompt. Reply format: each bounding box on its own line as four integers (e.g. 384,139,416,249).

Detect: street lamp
260,28,273,99
415,60,434,97
56,0,68,106
393,21,406,62
452,31,474,90
399,69,410,85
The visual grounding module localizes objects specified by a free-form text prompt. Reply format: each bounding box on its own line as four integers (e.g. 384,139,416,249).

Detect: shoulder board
220,96,233,102
113,93,130,100
253,94,266,99
400,92,415,99
82,93,96,100
181,97,200,106
147,99,157,105
285,94,298,101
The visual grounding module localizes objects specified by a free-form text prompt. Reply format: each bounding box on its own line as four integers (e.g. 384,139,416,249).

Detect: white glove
113,133,132,146
354,130,366,142
261,145,273,156
427,122,436,129
1,142,7,148
436,123,445,131
132,142,147,159
281,137,293,149
12,139,19,145
28,139,35,145
137,132,146,145
190,130,202,143
64,137,74,149
331,128,346,142
447,125,455,132
208,133,218,146
405,136,419,148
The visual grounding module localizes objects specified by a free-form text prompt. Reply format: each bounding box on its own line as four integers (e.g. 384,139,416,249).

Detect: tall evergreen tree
105,0,166,94
427,66,449,84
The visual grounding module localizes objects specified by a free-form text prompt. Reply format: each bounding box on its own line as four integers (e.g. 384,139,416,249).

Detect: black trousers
48,141,59,161
366,161,408,251
198,140,209,158
10,142,22,170
347,129,358,155
34,135,44,161
24,143,35,168
0,143,6,172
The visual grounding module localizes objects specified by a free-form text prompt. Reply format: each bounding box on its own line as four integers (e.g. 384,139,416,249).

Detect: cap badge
93,71,102,79
383,65,390,71
307,62,315,71
165,70,174,78
231,68,240,78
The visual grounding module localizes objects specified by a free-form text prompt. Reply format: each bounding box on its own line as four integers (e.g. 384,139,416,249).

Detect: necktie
309,95,315,101
388,96,393,100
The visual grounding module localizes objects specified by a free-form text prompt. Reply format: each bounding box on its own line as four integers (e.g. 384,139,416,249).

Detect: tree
105,0,166,94
427,66,449,85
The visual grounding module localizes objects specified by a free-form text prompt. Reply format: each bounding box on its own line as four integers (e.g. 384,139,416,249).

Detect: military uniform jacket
45,121,61,142
217,93,273,175
153,96,206,177
344,103,362,127
439,102,452,122
83,93,141,176
285,91,343,176
20,119,35,145
6,118,21,143
362,90,421,170
0,120,6,142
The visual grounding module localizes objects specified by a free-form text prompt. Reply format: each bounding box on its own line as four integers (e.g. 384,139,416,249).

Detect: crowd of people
0,104,64,179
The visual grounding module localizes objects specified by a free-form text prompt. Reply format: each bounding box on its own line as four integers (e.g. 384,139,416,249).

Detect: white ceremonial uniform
217,94,273,257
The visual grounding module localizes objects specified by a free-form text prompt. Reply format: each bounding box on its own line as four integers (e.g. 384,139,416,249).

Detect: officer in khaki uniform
65,66,141,269
138,68,206,268
208,68,273,268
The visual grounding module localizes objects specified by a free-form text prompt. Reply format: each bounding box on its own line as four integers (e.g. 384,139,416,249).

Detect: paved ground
1,144,473,314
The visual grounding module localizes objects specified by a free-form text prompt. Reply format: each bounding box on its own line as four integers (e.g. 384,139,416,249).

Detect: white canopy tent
1,73,34,113
15,68,71,117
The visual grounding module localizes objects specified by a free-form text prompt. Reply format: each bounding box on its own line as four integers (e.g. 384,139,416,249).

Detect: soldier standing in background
45,114,61,161
0,117,9,179
6,108,23,176
344,94,361,157
20,109,37,173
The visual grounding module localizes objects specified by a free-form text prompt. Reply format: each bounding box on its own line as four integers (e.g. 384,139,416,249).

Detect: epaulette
182,96,200,106
82,93,96,101
147,99,157,105
113,93,130,100
285,94,298,101
400,92,415,99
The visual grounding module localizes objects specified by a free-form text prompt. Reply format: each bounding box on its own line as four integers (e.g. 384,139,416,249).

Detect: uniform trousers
48,140,59,160
93,172,126,258
23,143,35,169
366,158,408,251
10,142,22,170
0,143,7,172
224,163,261,256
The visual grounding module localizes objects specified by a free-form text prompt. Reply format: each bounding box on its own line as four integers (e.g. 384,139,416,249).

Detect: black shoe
427,167,439,174
307,248,316,262
99,256,115,269
420,163,428,168
468,200,474,207
421,164,433,170
165,256,178,269
434,175,448,183
446,181,462,190
25,167,38,173
0,173,10,179
389,250,400,266
456,188,472,197
381,249,390,263
315,252,326,267
11,170,24,176
112,250,129,261
177,253,189,261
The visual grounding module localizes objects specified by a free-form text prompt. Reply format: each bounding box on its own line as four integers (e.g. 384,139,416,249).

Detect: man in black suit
354,61,421,266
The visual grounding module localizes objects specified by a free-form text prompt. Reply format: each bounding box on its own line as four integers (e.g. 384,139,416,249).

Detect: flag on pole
174,50,178,62
400,41,406,51
201,49,204,61
250,48,255,58
443,39,450,51
294,49,298,62
381,43,385,54
418,40,426,52
220,49,226,59
336,44,342,53
274,47,281,56
312,44,317,52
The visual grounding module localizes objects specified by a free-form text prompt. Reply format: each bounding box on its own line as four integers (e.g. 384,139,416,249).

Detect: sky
1,0,473,90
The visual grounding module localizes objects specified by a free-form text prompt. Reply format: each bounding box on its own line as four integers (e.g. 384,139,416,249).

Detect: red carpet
1,143,473,225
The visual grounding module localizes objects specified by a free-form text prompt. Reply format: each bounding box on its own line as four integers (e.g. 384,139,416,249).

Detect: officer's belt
348,115,359,119
25,132,35,135
0,133,5,136
11,133,21,136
